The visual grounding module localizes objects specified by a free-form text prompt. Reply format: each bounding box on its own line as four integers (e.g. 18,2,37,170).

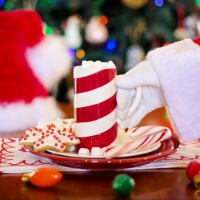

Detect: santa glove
116,60,166,129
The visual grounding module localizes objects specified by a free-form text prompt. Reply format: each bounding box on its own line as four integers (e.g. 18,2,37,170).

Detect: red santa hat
0,10,72,132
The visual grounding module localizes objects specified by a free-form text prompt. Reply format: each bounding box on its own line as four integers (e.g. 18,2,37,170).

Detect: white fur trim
147,39,200,142
0,97,65,132
26,35,72,90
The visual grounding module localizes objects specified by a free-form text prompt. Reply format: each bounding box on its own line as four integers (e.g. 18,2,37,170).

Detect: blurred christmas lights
4,1,13,10
155,0,164,6
195,0,200,6
76,49,85,59
98,15,108,25
106,40,116,51
42,26,52,36
162,42,170,46
67,48,76,58
0,0,4,6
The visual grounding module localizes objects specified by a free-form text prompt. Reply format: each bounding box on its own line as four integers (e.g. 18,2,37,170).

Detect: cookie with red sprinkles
19,118,80,152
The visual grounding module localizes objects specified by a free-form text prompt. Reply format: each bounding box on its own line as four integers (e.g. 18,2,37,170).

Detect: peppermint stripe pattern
102,126,172,159
73,61,117,151
74,68,116,93
127,126,169,138
75,92,116,122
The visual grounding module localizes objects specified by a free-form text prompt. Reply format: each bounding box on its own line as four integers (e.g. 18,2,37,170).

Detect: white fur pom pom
26,34,72,90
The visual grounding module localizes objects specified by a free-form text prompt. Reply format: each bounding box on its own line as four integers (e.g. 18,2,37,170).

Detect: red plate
27,136,180,170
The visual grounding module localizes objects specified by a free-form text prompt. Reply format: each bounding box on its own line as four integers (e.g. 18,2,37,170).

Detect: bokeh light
195,0,200,6
162,42,170,46
155,0,164,6
0,0,4,7
67,48,76,57
4,1,13,10
98,15,108,25
106,40,116,51
42,26,52,36
104,40,116,52
76,49,85,59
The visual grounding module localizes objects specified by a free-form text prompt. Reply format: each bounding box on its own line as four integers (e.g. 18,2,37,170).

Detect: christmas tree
1,0,199,101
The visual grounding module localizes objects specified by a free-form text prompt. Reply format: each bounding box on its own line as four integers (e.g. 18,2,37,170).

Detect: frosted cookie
37,118,75,131
19,126,44,147
33,129,80,152
19,118,80,152
58,118,75,129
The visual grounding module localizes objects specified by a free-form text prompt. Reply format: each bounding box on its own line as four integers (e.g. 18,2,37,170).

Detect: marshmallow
91,147,102,156
78,148,90,155
80,60,116,69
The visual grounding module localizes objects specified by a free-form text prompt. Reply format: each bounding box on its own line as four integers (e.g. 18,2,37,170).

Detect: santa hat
0,10,72,132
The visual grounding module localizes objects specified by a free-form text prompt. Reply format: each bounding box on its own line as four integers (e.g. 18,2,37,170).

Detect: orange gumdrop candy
29,167,63,188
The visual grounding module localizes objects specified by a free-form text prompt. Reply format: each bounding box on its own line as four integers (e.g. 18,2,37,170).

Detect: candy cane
102,127,171,159
127,126,171,138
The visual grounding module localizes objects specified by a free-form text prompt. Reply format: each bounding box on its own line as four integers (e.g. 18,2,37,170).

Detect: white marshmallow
88,60,94,67
66,145,75,152
91,147,102,156
80,60,116,70
82,60,90,68
107,60,115,68
78,148,90,155
93,60,102,69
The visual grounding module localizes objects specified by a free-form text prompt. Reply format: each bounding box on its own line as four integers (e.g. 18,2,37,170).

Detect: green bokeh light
195,0,200,6
43,26,53,36
4,1,14,10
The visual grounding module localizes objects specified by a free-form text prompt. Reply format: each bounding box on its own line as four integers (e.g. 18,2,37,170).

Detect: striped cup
73,61,117,151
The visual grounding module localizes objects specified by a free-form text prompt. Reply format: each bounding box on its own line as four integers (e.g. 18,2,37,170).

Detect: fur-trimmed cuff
0,97,65,132
147,39,200,142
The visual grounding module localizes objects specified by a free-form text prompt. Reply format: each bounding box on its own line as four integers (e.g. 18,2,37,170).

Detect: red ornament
186,161,200,181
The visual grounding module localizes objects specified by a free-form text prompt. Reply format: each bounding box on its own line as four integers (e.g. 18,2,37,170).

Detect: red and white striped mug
73,61,118,151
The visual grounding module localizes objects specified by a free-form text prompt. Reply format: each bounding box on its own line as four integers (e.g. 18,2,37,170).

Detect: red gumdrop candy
186,161,200,181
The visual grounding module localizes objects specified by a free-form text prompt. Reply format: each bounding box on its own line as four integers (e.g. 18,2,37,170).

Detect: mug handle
127,86,142,117
117,86,142,126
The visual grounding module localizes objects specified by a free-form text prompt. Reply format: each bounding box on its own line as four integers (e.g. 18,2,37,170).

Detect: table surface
0,103,197,200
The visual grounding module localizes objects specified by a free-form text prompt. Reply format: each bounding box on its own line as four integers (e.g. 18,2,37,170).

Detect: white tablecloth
1,138,200,173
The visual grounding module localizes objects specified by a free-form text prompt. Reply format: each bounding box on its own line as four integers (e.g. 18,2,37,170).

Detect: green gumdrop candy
112,174,135,196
